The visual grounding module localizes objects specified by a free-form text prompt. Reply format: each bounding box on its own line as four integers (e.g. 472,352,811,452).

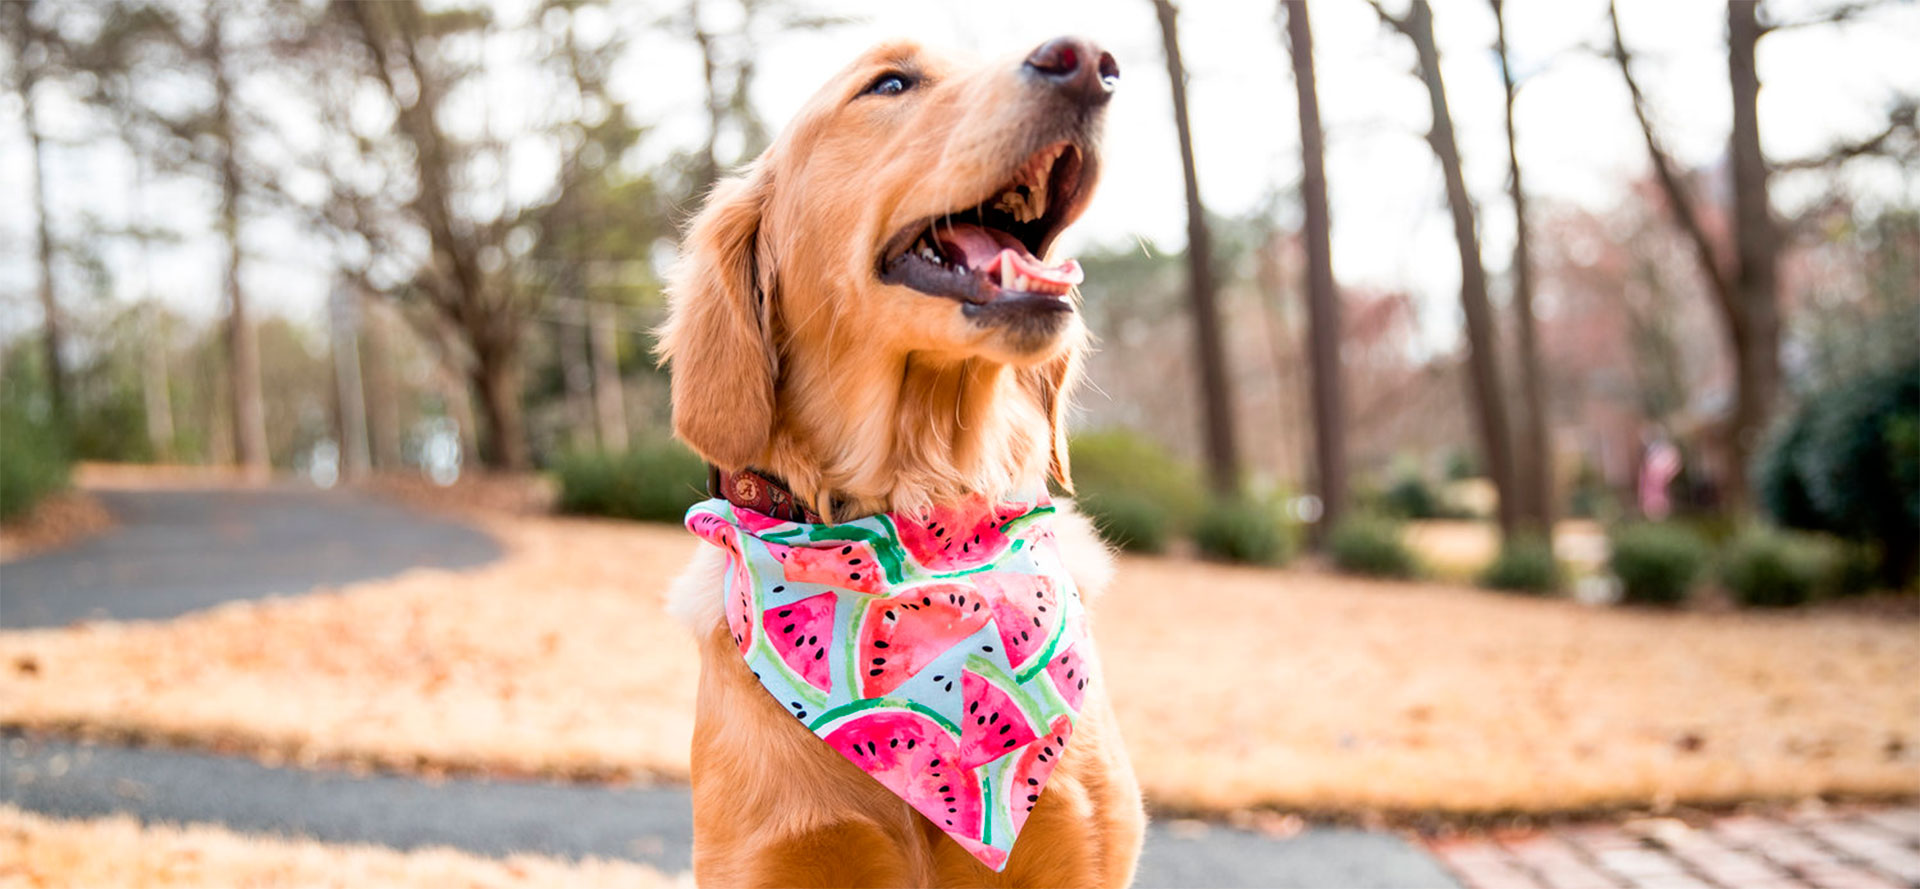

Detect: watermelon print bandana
684,493,1090,871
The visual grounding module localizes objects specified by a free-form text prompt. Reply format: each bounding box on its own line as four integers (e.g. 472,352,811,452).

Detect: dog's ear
1025,341,1084,495
657,164,778,470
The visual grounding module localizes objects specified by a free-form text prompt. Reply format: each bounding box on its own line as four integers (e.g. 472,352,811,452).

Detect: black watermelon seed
989,713,999,724
814,649,824,660
1078,680,1086,689
778,609,792,618
874,640,890,649
842,546,853,554
850,558,863,565
922,596,932,606
933,675,943,682
977,716,986,726
791,701,800,708
886,610,896,620
773,585,785,593
973,603,982,612
939,786,950,793
1067,670,1075,679
1020,631,1030,642
808,635,818,645
906,740,916,749
1033,617,1042,627
945,682,953,692
944,796,955,803
869,669,883,676
998,724,1011,735
969,702,978,714
850,573,861,581
984,646,994,652
946,820,953,826
783,623,795,634
1027,794,1040,802
949,808,957,814
890,739,898,748
1004,739,1017,748
797,711,806,718
872,657,886,665
1027,778,1038,785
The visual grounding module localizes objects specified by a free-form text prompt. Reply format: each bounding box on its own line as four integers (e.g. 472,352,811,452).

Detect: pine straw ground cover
0,805,683,888
0,507,1915,817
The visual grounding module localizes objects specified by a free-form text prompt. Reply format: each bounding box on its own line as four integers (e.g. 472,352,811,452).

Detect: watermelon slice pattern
684,493,1088,871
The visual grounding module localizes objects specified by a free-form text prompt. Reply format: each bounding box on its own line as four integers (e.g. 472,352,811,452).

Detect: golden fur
658,37,1144,887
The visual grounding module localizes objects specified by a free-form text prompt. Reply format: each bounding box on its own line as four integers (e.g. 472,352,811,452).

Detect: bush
1381,472,1443,520
552,438,708,523
1068,430,1203,553
1758,361,1919,587
1608,523,1709,606
1480,535,1561,594
0,400,70,523
1328,514,1417,578
1718,526,1857,608
1193,498,1289,565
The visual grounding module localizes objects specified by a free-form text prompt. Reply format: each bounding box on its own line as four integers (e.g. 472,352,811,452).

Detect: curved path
1,486,500,629
0,484,1458,887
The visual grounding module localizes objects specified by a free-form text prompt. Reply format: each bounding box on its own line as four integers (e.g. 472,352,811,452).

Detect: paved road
2,737,1460,888
0,486,500,629
0,485,1461,886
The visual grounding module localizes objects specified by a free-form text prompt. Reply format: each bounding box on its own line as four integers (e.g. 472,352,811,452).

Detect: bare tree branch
1774,100,1917,172
1605,0,1735,319
1761,0,1884,33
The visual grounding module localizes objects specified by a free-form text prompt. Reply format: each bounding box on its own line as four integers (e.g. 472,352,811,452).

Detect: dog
660,36,1144,887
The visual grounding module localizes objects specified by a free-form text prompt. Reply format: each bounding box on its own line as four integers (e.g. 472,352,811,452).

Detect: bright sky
2,0,1915,350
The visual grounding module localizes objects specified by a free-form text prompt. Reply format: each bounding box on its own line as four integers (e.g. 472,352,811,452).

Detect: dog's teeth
1016,274,1035,292
1000,260,1016,291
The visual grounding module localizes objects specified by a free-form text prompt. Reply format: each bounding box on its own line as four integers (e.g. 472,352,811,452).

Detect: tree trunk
1283,0,1346,542
471,341,530,471
1725,0,1779,512
589,300,629,452
208,11,270,479
330,284,372,481
142,303,175,462
1492,0,1553,536
7,3,68,427
1153,0,1242,497
1398,0,1518,539
360,301,403,470
558,300,596,448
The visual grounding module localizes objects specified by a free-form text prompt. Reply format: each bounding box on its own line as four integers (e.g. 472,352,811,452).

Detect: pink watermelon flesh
977,573,1061,671
959,670,1039,769
764,592,834,692
858,585,992,697
825,709,984,840
953,835,1009,870
896,496,1014,570
717,534,754,655
1007,715,1075,835
770,540,890,594
1044,640,1088,711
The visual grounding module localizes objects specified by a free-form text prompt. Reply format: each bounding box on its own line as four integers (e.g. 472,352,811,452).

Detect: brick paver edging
1430,808,1920,889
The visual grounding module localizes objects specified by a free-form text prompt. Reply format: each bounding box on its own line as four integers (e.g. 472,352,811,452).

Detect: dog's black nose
1024,37,1117,106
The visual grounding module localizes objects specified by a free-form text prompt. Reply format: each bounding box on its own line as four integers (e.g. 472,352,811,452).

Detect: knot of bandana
685,493,1090,871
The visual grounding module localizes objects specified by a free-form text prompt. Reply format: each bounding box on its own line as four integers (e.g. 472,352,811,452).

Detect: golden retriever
659,36,1144,887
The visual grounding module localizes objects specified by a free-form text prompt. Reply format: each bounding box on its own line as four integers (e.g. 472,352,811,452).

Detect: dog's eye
862,73,913,97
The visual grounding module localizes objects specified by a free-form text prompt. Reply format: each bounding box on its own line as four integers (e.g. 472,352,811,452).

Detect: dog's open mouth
878,142,1088,307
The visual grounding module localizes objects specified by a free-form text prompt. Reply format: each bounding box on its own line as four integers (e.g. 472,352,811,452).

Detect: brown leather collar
708,465,826,524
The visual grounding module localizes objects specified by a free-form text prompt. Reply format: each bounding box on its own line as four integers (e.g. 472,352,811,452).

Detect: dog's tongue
934,223,1083,290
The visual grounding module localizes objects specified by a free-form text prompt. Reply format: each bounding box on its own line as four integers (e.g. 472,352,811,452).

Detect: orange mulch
0,491,114,563
0,805,685,888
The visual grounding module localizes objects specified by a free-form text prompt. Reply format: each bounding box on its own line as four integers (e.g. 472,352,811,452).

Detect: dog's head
660,37,1116,503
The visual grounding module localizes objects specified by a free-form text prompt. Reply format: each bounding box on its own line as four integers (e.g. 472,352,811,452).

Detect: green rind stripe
963,654,1050,732
806,696,963,738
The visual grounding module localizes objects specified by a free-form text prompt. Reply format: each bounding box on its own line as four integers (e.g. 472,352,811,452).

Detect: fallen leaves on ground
0,805,685,888
1,504,1915,815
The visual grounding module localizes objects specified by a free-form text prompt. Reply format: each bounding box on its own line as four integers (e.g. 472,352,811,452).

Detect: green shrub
1328,514,1417,578
552,438,708,523
1078,489,1170,553
1758,361,1918,587
0,400,71,523
1480,535,1561,594
1193,498,1289,565
1718,526,1857,608
1608,523,1709,606
1068,430,1203,553
1381,472,1443,520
